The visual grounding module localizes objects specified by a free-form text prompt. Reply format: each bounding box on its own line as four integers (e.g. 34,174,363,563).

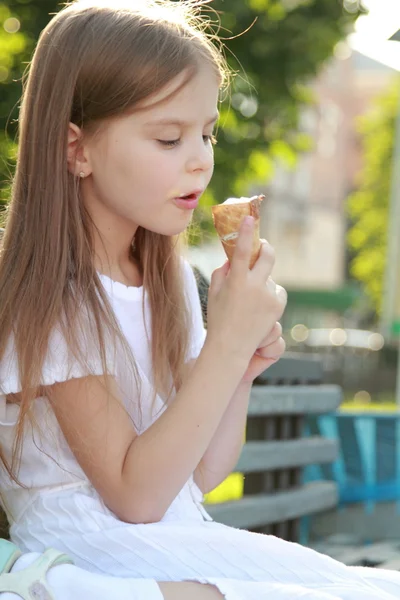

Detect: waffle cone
211,195,265,268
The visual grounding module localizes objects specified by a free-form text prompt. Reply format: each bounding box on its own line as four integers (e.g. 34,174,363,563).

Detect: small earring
79,172,85,178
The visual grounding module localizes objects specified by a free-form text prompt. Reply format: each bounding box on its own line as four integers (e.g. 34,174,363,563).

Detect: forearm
120,338,247,523
194,381,252,493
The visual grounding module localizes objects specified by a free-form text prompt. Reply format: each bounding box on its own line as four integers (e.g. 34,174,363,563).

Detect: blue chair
304,411,400,510
302,410,400,545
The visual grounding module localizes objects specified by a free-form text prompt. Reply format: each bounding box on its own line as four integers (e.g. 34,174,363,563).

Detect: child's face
83,64,219,240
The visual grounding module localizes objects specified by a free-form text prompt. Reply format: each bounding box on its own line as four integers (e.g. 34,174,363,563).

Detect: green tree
0,0,363,236
347,80,399,316
0,1,58,203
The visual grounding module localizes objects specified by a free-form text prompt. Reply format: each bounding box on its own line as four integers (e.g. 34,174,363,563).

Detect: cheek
91,139,127,182
92,139,180,206
90,144,136,207
116,141,171,179
141,149,180,188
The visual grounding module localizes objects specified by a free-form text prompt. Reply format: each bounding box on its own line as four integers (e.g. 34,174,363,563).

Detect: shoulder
0,316,116,397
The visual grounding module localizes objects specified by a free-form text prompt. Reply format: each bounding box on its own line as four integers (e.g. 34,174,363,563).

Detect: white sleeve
0,316,117,397
182,259,207,361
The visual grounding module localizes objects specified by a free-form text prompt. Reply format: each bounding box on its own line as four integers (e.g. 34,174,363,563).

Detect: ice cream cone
211,194,265,268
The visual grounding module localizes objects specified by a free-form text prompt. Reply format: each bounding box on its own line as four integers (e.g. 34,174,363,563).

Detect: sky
349,0,400,71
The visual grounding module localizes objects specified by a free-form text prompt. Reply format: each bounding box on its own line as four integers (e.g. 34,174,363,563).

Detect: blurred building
186,47,399,401
187,47,395,330
258,48,395,329
262,48,394,289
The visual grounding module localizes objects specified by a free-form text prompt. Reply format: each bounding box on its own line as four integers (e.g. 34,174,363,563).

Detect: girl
0,1,399,599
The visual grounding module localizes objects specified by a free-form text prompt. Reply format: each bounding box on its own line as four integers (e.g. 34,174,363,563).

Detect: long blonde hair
0,0,230,482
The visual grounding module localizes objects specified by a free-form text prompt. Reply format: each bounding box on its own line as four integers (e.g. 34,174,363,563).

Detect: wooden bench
207,353,342,543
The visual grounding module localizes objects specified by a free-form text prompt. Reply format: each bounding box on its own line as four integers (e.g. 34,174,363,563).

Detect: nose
185,139,214,173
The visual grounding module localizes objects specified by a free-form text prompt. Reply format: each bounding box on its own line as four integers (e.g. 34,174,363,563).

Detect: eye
157,139,180,148
157,134,218,148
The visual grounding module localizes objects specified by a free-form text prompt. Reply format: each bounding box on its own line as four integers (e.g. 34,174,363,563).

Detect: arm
49,223,280,525
48,337,248,525
189,323,286,494
192,323,287,493
194,379,251,494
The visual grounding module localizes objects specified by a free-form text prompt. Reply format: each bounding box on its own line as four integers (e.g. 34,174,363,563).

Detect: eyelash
157,135,218,148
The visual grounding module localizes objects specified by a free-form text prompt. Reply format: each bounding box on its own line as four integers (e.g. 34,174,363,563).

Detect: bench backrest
207,353,342,543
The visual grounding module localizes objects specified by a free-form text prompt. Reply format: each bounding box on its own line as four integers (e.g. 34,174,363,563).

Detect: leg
159,582,224,599
0,547,225,600
0,551,163,600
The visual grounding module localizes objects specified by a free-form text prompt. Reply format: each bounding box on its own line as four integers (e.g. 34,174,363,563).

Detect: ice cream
211,194,265,268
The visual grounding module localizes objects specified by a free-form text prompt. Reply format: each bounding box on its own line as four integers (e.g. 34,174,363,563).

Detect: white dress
0,259,399,600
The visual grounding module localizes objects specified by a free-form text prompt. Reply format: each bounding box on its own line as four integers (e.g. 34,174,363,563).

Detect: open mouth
173,192,200,210
179,193,197,201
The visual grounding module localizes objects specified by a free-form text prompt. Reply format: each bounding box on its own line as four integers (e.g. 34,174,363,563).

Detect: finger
229,216,255,279
266,276,277,294
256,337,286,359
210,259,230,280
251,239,275,281
209,260,230,295
258,322,282,348
276,284,287,306
275,285,288,319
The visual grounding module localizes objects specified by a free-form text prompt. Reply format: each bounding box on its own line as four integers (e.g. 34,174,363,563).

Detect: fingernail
244,216,254,226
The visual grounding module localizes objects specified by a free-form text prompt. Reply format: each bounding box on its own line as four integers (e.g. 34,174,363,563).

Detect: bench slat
378,558,400,570
255,353,323,385
249,385,342,416
236,437,339,473
206,482,338,529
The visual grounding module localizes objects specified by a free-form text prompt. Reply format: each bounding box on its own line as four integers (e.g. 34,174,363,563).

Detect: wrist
202,335,248,380
235,379,253,393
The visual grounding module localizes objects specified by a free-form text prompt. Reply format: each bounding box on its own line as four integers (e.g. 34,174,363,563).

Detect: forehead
88,65,221,147
135,65,220,125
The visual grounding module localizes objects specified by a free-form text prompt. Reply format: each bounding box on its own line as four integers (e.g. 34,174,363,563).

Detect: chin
164,225,191,238
143,223,190,239
161,216,194,237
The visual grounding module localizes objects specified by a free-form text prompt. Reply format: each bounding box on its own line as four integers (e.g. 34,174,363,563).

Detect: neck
81,183,141,286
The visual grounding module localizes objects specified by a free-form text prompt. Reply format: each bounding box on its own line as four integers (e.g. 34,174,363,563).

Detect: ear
67,122,91,177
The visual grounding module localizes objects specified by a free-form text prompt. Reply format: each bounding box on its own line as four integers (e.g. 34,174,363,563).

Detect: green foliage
0,131,17,204
0,0,363,234
0,0,59,208
196,0,363,237
347,80,399,314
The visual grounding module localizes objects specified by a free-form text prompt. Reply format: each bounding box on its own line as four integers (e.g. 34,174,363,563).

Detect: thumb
209,259,230,293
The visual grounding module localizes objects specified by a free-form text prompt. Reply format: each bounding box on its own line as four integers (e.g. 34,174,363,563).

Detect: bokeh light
329,328,348,346
291,324,309,342
368,332,385,351
353,390,372,403
4,18,20,34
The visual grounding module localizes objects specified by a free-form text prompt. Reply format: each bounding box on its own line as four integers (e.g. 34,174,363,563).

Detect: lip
173,190,202,210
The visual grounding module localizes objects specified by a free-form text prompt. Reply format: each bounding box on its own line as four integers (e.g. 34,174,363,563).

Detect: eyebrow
143,113,219,128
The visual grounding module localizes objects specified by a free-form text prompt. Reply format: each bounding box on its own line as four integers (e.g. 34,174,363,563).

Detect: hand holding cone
211,194,265,268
